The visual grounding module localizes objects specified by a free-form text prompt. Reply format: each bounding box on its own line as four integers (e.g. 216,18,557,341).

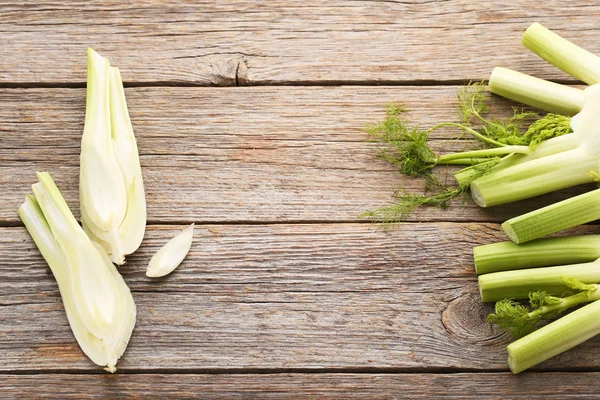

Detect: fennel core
361,83,571,223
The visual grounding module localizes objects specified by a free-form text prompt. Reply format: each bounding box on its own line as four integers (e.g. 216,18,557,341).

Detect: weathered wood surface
3,1,600,398
1,1,600,85
0,86,590,225
2,223,600,372
3,372,600,399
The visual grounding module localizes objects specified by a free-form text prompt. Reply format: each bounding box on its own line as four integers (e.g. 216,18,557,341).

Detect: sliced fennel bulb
147,224,194,278
19,172,136,373
80,48,146,265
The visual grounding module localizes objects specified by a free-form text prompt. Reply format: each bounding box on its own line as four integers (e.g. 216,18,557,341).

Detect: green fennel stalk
507,298,600,373
502,188,600,244
474,235,600,275
488,278,600,339
523,23,600,85
487,278,600,374
478,259,600,302
489,67,584,116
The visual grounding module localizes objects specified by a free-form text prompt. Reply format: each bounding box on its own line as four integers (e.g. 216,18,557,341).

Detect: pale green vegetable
80,48,146,265
508,297,600,374
523,22,600,85
469,22,600,376
19,172,136,373
489,67,584,116
478,258,600,302
473,235,600,275
471,83,600,207
146,224,194,278
485,278,600,373
502,188,600,244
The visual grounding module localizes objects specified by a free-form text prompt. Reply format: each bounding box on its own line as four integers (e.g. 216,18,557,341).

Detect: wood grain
2,1,599,395
3,223,600,372
2,372,600,399
0,85,590,224
0,1,599,85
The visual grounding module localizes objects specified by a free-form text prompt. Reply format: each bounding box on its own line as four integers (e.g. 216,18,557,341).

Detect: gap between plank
0,219,506,229
0,78,583,89
0,366,512,376
4,365,600,375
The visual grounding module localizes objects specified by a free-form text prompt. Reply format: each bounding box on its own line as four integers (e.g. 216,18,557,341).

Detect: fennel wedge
80,48,146,265
147,224,194,278
19,172,136,373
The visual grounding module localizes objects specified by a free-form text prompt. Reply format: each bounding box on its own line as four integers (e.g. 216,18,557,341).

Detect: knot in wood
441,292,507,346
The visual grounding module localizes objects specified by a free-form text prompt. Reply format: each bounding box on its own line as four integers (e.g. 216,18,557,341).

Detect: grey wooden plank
0,1,599,85
0,86,588,224
2,223,600,372
1,372,599,399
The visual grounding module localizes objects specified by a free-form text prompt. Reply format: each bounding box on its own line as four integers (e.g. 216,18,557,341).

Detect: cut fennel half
80,48,146,265
19,172,136,373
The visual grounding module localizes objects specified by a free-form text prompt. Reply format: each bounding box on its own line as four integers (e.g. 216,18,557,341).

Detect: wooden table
2,1,600,398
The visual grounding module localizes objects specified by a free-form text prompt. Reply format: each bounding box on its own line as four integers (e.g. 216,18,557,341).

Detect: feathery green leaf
363,82,573,224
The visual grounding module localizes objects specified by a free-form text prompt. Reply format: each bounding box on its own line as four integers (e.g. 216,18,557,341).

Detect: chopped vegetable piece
523,23,600,85
146,224,194,278
474,235,600,275
489,67,584,116
19,172,136,373
502,188,600,244
80,48,146,265
478,259,600,302
507,298,600,374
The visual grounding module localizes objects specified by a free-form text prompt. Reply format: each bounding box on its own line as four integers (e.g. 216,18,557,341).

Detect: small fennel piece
488,278,600,340
80,48,146,265
507,298,600,374
523,23,600,85
471,83,600,208
18,172,136,373
478,258,600,302
489,67,584,116
502,188,600,244
474,235,600,275
146,224,194,278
